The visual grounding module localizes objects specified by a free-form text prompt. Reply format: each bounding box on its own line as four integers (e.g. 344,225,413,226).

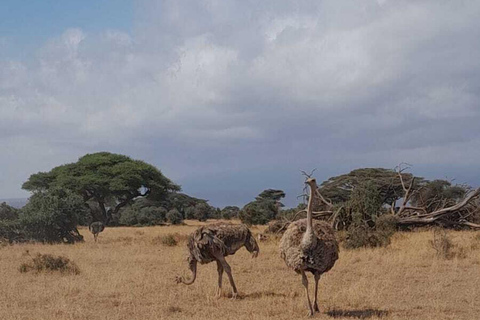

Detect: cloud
1,0,480,206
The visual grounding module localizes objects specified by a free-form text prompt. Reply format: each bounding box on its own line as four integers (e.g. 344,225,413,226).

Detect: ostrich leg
216,260,224,297
301,270,314,316
217,256,238,299
313,273,321,313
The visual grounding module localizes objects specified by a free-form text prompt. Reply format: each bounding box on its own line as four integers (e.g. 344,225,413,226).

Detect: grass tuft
19,253,80,275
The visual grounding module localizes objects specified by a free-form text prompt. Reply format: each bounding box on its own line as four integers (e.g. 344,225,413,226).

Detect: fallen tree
391,165,480,229
281,167,480,232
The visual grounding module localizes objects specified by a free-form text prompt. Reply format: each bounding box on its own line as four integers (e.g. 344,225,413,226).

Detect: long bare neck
302,179,317,248
306,183,315,234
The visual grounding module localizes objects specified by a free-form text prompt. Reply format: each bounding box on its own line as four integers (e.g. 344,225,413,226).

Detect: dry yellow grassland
0,220,479,320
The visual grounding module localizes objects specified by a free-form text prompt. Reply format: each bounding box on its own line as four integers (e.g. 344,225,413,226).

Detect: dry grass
0,220,479,319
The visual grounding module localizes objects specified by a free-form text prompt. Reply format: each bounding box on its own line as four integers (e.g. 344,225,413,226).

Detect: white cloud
1,0,480,206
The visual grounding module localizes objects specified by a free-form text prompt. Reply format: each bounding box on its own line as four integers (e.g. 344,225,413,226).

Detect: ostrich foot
313,303,320,313
230,292,238,300
307,310,314,317
215,288,222,298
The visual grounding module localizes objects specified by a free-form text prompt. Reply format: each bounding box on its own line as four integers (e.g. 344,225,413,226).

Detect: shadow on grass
327,309,389,319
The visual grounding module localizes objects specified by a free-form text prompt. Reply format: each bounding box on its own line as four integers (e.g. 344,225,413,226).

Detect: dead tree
391,165,480,229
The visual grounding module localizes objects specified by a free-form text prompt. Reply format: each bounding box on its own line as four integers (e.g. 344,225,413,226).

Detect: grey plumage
279,178,339,316
176,223,259,299
89,221,105,242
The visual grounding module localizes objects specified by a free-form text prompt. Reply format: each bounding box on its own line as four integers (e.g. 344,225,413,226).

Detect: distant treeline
1,153,479,244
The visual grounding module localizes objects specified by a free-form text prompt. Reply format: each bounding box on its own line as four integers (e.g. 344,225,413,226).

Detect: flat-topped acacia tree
22,152,180,224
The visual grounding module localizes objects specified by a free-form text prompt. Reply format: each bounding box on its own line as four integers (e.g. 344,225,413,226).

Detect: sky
1,0,480,207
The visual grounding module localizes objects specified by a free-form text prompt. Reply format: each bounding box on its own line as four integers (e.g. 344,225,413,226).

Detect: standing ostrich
175,223,259,299
89,221,105,242
280,178,339,316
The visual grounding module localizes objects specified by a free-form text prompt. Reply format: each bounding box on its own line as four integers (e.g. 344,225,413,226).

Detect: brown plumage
279,178,339,316
175,223,259,298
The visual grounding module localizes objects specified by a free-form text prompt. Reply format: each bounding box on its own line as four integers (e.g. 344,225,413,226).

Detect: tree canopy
221,206,240,220
22,152,180,223
319,168,425,205
410,180,467,212
0,202,19,221
239,189,285,225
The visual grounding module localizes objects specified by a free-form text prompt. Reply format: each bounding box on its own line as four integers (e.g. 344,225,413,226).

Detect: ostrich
175,222,259,299
89,221,105,242
279,178,339,316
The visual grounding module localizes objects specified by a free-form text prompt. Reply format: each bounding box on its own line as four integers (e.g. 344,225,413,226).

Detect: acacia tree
319,168,425,205
22,152,180,224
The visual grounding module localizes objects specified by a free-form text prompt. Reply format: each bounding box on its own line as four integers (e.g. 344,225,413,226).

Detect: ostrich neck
301,183,317,248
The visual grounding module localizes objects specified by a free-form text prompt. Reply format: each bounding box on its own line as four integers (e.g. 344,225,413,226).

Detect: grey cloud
1,0,480,206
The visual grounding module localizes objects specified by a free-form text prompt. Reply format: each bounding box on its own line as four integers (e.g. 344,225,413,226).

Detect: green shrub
119,206,167,226
193,202,214,222
137,207,167,225
15,190,86,243
166,209,183,225
0,220,23,243
0,202,19,221
343,183,397,249
184,206,196,219
221,206,240,220
344,215,398,249
239,200,277,225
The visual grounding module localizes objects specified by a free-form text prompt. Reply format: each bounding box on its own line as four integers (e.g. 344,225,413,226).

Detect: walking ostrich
89,221,105,242
280,177,339,316
175,223,259,299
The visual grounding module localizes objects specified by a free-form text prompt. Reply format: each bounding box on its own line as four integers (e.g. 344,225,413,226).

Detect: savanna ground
1,220,479,320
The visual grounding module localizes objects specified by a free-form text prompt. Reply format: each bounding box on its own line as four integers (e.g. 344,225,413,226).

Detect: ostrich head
245,232,260,258
305,177,317,189
175,255,197,285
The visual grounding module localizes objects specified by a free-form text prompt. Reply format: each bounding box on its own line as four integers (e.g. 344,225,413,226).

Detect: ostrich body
176,222,259,298
89,221,105,242
279,178,339,316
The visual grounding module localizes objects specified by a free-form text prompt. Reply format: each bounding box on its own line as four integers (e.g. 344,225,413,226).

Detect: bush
344,215,398,249
166,209,183,225
11,190,86,244
349,182,385,227
221,206,240,220
0,202,19,221
264,220,290,234
184,206,195,219
193,202,213,222
0,220,23,243
138,207,167,225
342,182,398,249
19,253,80,274
239,200,277,225
345,225,389,249
119,206,167,226
160,234,178,246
